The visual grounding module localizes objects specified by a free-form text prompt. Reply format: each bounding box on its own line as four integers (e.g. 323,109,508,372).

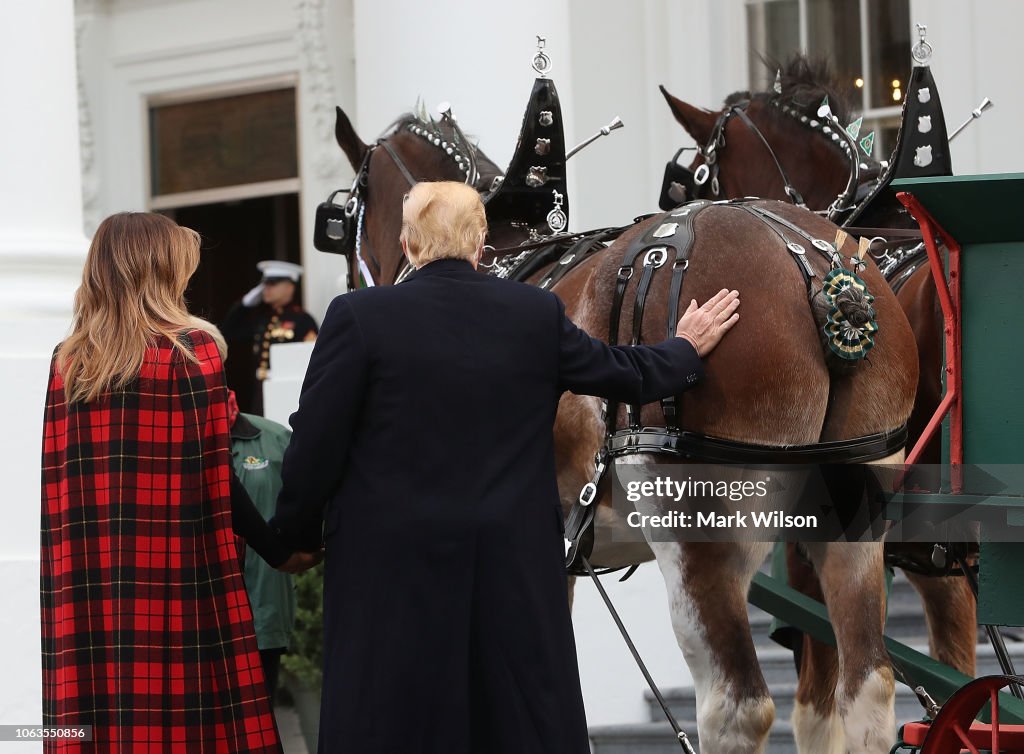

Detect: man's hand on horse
277,549,324,574
675,288,741,357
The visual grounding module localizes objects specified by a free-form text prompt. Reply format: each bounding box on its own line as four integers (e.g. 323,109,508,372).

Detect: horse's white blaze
792,701,844,754
838,668,895,753
648,540,774,754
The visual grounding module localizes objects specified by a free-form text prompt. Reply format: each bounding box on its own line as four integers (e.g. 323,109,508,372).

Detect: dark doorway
163,192,301,411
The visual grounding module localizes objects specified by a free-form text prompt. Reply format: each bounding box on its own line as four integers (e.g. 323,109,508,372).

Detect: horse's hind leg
904,570,976,675
788,547,845,754
805,541,895,754
651,539,775,754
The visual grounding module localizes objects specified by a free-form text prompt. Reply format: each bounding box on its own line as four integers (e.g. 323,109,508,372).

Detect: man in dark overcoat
271,181,740,753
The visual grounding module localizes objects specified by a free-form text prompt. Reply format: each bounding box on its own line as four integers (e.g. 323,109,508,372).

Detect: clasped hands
277,549,324,574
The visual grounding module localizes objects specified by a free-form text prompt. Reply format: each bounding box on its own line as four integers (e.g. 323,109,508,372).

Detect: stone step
614,640,1024,754
744,570,955,648
649,637,1024,709
975,639,1024,676
745,598,934,646
589,720,795,754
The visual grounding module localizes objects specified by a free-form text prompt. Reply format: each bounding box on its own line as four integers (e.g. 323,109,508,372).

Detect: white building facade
1,0,1020,740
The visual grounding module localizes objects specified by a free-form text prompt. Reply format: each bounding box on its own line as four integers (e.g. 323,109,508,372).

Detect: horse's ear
660,85,717,146
334,105,369,171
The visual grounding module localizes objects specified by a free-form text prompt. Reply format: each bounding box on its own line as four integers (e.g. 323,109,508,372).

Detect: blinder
313,188,358,256
658,147,698,211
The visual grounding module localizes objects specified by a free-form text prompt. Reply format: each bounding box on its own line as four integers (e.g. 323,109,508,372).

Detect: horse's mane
385,110,503,180
724,54,858,126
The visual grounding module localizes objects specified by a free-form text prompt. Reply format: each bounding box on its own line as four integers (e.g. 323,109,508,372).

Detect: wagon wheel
920,675,1024,753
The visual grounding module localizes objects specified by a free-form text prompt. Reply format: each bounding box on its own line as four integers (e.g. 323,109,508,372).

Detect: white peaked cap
257,260,304,282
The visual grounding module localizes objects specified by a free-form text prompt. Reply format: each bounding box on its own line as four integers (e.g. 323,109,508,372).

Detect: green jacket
232,412,296,650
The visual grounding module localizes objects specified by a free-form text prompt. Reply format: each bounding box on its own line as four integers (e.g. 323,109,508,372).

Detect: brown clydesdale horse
333,103,918,753
659,53,976,740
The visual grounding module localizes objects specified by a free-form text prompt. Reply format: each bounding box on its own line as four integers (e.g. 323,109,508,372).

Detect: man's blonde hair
399,181,486,267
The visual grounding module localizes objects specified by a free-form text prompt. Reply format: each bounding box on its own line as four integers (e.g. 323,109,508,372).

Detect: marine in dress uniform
221,260,318,415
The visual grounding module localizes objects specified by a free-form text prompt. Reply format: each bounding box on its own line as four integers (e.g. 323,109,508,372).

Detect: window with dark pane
747,0,800,92
149,88,298,197
876,120,902,163
868,0,911,110
806,0,861,98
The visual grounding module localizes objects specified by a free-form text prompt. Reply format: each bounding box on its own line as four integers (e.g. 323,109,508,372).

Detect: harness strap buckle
663,399,677,419
693,163,711,185
618,266,634,281
784,184,806,207
344,195,359,218
644,247,668,267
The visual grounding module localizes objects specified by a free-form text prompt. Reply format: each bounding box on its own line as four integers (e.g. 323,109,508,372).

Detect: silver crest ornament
918,115,932,134
538,111,554,127
911,23,933,66
535,138,551,156
532,35,553,77
546,190,567,233
914,145,933,168
918,87,931,104
526,166,549,188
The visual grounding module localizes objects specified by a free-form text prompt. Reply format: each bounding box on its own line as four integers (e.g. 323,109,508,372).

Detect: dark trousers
260,647,285,700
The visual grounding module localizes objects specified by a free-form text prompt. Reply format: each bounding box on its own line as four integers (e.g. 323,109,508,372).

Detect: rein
732,106,807,207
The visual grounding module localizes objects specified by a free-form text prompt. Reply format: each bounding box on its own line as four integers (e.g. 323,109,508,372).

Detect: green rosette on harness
821,267,878,360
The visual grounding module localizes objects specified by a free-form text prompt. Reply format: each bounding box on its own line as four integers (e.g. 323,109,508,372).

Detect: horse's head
661,56,880,213
332,105,505,287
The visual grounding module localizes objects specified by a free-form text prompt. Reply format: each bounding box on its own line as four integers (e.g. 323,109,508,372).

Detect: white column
0,0,87,735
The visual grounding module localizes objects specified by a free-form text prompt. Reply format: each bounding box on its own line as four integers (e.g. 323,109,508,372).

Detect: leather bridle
343,116,488,290
684,100,867,221
690,103,807,207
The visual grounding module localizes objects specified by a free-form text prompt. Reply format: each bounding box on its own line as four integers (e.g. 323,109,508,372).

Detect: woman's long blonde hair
57,212,202,403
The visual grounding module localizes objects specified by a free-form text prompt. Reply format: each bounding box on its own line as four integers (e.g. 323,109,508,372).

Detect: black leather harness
564,200,909,572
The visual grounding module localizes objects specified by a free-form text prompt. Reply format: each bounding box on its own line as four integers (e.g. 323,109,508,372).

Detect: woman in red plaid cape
40,213,296,752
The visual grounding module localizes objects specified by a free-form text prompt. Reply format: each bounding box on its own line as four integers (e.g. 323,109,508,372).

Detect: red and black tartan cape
41,330,282,753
